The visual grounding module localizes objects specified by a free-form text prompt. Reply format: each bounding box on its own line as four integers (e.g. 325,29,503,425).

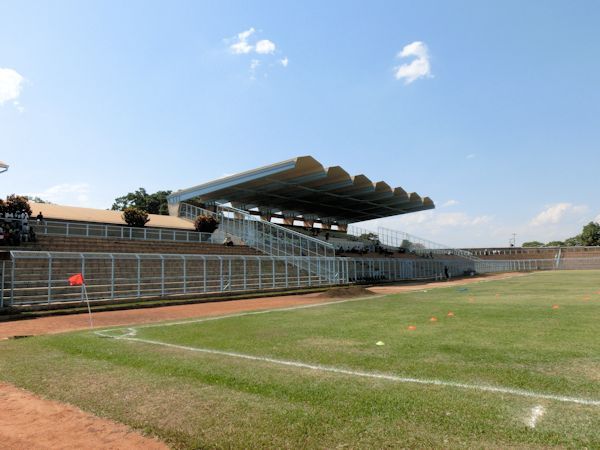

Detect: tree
26,196,53,204
112,188,172,215
122,207,150,227
545,241,564,247
564,236,581,246
522,241,544,248
194,215,219,233
5,194,32,216
579,221,600,246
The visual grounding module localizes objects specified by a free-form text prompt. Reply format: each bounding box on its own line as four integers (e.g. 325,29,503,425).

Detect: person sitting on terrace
223,236,234,246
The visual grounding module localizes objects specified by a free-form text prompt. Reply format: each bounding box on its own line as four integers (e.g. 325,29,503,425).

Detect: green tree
564,236,581,246
579,221,600,246
522,241,544,248
545,241,565,247
111,188,172,215
5,194,32,216
26,196,53,204
122,207,150,227
194,215,219,233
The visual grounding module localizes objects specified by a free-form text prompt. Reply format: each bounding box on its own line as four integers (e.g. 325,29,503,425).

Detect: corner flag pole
69,273,93,329
82,283,93,329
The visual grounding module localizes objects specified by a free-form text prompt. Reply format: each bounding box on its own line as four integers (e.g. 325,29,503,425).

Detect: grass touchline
96,329,600,407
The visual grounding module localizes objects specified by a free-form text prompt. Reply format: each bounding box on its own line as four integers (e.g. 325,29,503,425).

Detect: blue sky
1,0,599,247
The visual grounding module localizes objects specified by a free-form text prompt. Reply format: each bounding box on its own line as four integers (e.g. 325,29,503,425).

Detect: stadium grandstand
1,155,599,309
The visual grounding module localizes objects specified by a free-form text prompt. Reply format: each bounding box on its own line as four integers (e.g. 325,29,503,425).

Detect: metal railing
32,219,214,243
179,203,337,283
179,203,335,258
3,252,600,307
346,225,479,261
347,257,476,282
3,251,347,306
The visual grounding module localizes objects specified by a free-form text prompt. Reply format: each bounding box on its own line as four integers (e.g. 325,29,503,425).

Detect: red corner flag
69,273,84,286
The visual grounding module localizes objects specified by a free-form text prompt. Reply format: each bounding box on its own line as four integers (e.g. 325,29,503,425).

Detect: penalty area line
98,332,600,407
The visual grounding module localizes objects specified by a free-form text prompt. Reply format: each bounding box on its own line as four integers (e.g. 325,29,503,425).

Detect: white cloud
442,199,459,207
373,210,492,230
595,214,600,224
249,59,261,80
394,41,432,84
529,203,588,227
25,183,91,206
255,39,276,55
0,68,24,105
229,28,255,54
466,153,476,159
227,29,286,79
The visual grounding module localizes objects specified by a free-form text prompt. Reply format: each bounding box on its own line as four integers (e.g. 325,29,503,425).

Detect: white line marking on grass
527,405,545,428
95,331,600,407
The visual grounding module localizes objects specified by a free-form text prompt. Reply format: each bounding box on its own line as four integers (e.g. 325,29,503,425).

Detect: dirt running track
0,272,524,449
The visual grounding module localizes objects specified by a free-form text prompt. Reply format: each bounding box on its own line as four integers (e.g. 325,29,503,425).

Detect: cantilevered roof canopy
168,156,434,224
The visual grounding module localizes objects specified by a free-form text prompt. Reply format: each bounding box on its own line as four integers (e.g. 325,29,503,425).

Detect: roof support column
282,210,299,226
303,214,318,228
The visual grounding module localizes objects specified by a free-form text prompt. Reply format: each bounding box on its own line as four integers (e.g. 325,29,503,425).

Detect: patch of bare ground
317,285,377,298
0,382,167,450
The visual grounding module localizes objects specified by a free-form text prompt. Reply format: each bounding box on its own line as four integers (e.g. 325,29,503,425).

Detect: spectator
444,266,450,281
36,211,44,224
22,216,29,242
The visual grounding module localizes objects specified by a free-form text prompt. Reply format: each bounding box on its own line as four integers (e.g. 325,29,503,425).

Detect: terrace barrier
32,219,214,243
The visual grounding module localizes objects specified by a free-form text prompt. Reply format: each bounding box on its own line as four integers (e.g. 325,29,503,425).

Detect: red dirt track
0,272,524,449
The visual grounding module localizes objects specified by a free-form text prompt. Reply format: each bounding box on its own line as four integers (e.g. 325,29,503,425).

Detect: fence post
160,256,165,297
243,258,247,290
110,254,115,299
183,256,187,294
136,255,141,298
317,258,321,285
258,258,262,289
10,258,15,306
272,257,276,288
219,257,223,291
0,260,4,308
284,256,288,288
48,255,53,304
80,254,86,302
203,256,207,293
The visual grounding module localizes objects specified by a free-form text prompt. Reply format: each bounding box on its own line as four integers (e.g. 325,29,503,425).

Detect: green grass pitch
1,271,599,448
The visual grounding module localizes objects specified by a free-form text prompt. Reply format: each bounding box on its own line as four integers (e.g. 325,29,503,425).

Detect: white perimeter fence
3,252,600,307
